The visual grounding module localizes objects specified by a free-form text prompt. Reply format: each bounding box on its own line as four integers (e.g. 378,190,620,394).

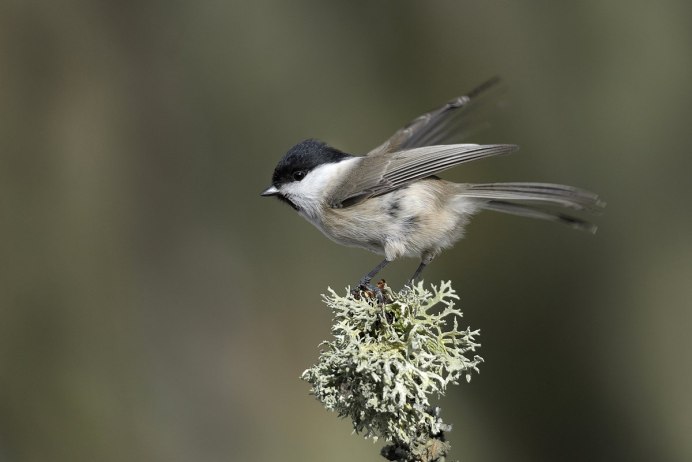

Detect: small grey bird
261,79,603,288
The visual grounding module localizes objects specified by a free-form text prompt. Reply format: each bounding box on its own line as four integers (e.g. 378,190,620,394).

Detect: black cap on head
271,139,352,186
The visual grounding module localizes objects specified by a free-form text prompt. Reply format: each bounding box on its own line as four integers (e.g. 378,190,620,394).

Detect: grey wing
329,143,518,208
367,77,504,157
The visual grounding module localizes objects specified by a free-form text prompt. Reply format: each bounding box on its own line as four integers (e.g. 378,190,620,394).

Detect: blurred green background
2,1,691,461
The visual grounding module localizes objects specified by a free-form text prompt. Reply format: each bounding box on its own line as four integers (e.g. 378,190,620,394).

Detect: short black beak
260,185,280,197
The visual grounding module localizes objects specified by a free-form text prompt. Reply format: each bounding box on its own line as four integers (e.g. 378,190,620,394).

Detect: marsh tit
261,79,603,288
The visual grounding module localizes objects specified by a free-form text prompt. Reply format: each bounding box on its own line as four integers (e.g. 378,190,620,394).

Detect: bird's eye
292,170,306,181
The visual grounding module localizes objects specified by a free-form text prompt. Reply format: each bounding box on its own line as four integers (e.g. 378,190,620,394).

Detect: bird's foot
350,276,373,297
358,276,373,291
352,279,392,304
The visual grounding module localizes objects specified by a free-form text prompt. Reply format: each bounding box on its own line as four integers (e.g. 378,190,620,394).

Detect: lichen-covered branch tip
301,281,482,462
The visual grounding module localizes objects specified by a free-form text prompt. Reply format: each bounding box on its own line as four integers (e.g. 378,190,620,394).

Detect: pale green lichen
301,281,482,461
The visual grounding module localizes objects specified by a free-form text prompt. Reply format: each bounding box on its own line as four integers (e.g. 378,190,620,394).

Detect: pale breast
314,179,478,260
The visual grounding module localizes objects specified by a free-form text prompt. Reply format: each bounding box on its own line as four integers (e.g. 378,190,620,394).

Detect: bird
261,78,603,290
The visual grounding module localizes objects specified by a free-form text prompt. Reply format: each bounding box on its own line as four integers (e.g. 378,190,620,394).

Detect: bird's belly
310,182,475,260
312,204,390,255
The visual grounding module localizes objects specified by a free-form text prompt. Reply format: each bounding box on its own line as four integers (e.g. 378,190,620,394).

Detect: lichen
301,281,482,461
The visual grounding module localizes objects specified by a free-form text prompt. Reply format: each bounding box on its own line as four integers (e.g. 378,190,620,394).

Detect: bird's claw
351,279,393,305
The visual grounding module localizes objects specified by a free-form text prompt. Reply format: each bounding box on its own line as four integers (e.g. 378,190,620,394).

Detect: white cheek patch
281,158,359,217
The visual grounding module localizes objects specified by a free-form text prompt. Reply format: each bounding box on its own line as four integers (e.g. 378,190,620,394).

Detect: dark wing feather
329,144,517,208
367,77,503,157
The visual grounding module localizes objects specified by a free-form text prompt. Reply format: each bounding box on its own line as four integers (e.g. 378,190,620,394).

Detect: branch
302,281,482,462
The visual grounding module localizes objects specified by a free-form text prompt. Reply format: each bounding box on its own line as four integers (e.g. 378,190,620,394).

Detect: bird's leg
408,251,437,287
358,258,390,290
407,261,428,287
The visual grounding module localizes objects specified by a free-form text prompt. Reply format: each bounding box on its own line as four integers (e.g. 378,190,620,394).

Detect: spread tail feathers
460,182,604,233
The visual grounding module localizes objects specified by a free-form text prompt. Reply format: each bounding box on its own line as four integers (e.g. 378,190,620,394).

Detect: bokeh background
2,1,691,461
